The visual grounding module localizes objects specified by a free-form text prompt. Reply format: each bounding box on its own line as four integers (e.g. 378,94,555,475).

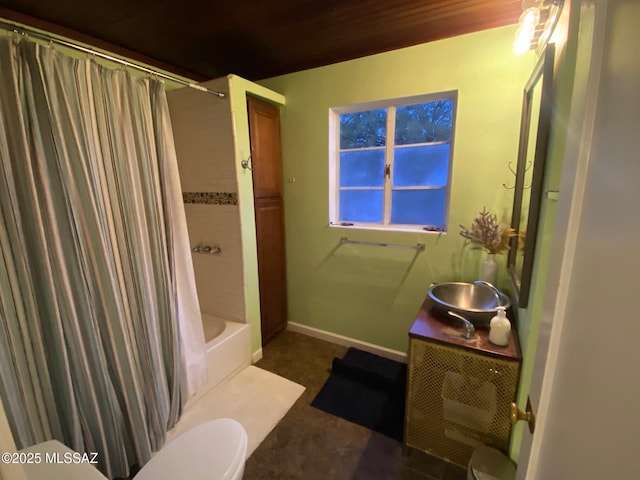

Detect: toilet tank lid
135,418,248,480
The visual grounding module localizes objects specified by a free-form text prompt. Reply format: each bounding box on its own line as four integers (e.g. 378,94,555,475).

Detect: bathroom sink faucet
447,311,476,339
473,280,502,305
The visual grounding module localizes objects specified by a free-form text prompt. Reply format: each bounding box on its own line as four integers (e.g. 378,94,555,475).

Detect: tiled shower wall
167,76,246,323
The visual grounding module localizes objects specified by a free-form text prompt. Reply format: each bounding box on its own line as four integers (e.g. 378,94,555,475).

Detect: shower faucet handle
192,243,221,255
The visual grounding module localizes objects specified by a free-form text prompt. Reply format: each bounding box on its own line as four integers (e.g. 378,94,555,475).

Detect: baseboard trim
252,348,263,363
287,322,407,363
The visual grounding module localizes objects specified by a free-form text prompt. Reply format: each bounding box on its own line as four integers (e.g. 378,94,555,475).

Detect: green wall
260,26,535,353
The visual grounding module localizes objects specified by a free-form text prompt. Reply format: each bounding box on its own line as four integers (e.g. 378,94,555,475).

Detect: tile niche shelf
404,298,522,468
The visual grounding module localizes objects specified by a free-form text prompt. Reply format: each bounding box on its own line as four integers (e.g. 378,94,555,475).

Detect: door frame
227,76,285,359
516,1,605,477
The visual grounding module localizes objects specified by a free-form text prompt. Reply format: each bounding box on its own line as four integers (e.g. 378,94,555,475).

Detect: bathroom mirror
508,44,555,308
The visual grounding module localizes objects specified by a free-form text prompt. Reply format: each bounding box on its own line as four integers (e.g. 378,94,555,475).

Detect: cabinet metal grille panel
405,339,520,467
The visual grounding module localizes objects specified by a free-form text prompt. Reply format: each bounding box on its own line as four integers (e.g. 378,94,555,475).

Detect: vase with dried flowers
460,208,515,284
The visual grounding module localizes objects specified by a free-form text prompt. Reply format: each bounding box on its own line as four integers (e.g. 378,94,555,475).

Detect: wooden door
247,96,287,346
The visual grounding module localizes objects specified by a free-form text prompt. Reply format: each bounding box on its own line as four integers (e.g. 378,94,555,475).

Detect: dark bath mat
311,347,407,441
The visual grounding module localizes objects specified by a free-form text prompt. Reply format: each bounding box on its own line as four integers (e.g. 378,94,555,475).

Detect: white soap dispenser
489,306,511,346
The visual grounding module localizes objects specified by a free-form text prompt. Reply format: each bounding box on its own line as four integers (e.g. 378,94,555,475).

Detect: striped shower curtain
0,36,205,478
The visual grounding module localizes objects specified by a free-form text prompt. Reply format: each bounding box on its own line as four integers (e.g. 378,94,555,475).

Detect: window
329,92,456,232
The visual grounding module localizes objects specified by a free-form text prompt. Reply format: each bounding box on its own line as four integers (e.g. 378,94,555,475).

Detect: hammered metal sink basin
427,282,511,328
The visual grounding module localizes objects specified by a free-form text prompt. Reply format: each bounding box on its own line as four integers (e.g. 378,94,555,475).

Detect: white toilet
467,446,516,480
136,418,247,480
20,418,247,480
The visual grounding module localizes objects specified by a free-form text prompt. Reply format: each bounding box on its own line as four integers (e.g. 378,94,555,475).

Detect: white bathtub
202,313,226,343
184,314,251,410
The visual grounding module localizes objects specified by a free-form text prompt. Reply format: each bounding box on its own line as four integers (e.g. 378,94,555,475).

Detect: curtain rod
0,19,226,99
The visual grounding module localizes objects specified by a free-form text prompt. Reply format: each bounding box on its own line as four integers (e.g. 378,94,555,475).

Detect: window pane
393,144,450,187
340,109,387,148
391,189,447,226
340,150,385,187
340,190,384,223
395,99,453,145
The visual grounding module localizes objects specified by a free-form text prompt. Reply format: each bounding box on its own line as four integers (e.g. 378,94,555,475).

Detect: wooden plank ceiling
0,0,522,81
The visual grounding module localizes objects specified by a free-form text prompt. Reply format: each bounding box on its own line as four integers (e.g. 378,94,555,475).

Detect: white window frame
329,91,457,233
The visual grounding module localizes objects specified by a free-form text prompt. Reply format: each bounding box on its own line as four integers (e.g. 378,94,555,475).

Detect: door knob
510,398,536,434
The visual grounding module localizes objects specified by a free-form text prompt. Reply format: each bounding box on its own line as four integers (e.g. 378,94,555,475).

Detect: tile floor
244,330,467,480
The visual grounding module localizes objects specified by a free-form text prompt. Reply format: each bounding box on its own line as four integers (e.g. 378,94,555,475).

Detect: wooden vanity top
410,297,521,361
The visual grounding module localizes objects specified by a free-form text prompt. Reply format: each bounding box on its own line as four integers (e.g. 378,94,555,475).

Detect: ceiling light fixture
513,0,564,55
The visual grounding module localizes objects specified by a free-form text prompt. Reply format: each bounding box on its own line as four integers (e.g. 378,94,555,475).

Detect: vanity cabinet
404,298,521,467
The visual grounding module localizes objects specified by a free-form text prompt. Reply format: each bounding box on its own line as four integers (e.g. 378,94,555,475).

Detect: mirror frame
508,44,555,308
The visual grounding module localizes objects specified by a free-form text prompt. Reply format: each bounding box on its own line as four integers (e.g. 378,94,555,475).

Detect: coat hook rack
503,161,532,190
